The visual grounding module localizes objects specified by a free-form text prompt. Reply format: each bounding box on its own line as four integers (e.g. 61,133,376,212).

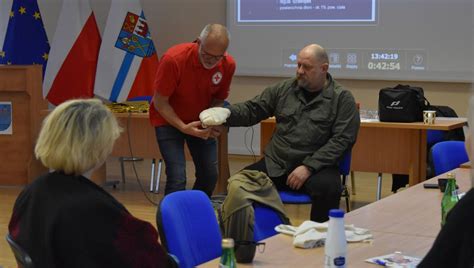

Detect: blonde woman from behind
8,99,175,268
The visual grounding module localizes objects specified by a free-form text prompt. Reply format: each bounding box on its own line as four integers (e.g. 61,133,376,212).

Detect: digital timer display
370,53,399,60
367,52,401,70
367,61,401,70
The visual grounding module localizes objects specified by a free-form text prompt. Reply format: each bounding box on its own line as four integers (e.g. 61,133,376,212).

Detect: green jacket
222,170,290,242
227,74,360,177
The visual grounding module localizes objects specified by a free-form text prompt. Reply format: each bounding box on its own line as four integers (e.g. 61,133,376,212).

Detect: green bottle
219,238,237,268
441,176,459,226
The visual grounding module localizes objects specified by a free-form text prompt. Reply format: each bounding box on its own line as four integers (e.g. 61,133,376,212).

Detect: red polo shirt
149,42,236,127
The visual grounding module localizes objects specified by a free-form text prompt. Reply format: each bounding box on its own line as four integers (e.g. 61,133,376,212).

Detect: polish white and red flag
43,0,101,105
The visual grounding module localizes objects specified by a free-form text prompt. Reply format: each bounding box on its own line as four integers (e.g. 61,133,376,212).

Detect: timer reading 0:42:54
367,52,401,71
367,61,401,70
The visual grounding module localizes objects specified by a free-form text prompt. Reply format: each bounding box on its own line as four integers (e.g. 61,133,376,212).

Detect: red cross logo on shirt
212,72,223,85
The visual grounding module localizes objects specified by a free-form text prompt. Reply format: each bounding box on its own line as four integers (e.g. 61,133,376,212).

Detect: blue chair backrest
427,130,445,147
157,190,222,268
253,203,284,241
431,141,469,176
338,151,351,176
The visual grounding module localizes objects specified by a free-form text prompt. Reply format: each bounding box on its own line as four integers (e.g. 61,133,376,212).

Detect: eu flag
0,0,50,76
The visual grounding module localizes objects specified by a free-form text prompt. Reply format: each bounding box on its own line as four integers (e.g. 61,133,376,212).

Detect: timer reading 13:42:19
370,53,399,60
367,52,401,71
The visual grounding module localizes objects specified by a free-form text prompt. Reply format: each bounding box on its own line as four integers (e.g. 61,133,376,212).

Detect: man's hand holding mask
199,107,231,128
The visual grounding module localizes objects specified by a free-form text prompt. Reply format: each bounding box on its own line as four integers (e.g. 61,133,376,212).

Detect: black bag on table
378,84,430,122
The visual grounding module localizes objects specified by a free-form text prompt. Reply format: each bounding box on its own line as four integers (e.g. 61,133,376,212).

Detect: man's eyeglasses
199,45,225,61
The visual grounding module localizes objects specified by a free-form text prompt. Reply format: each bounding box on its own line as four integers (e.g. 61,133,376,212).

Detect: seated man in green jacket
204,44,360,222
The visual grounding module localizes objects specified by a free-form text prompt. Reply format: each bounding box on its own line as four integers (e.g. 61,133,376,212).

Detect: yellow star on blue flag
0,0,50,77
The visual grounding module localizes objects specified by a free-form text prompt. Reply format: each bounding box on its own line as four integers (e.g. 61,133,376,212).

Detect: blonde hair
35,99,122,175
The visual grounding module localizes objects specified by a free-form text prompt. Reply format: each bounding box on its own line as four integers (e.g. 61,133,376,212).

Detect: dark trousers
155,126,218,196
244,158,341,222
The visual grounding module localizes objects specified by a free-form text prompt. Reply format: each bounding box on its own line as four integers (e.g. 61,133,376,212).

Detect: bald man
150,24,236,196
220,44,360,222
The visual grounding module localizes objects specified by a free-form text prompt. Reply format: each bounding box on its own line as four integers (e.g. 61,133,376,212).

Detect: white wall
228,125,260,155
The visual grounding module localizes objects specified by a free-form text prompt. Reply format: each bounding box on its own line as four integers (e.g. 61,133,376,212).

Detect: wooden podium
0,65,48,185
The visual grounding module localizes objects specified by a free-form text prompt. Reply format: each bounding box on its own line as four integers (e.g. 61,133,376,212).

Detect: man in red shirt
150,24,236,196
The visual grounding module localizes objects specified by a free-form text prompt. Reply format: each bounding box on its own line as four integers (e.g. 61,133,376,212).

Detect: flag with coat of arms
0,0,50,76
93,0,159,103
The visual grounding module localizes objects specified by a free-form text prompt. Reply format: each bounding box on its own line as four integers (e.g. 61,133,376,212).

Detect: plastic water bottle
324,209,347,268
219,238,237,268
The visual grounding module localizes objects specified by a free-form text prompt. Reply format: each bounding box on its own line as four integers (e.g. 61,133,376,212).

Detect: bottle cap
222,238,235,248
329,209,345,218
446,172,456,179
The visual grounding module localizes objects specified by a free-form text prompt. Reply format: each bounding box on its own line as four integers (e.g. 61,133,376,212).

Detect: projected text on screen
228,0,473,82
237,0,376,23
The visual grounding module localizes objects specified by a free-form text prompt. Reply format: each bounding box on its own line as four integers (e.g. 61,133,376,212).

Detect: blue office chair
427,130,445,147
426,129,447,178
6,234,34,268
278,151,352,211
253,203,285,241
389,129,447,196
157,190,222,268
431,141,469,176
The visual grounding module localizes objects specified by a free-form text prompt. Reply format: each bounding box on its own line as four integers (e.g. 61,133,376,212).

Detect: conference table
260,117,466,187
93,112,230,193
460,161,471,169
199,168,471,267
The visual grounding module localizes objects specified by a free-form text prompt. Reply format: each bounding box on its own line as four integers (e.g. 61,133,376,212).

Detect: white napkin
199,107,231,127
293,228,326,248
275,220,373,249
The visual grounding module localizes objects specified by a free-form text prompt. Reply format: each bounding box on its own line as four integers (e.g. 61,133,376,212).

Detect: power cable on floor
126,111,159,206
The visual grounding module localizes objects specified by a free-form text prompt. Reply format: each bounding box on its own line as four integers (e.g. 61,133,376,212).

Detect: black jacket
9,171,171,268
418,188,474,268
